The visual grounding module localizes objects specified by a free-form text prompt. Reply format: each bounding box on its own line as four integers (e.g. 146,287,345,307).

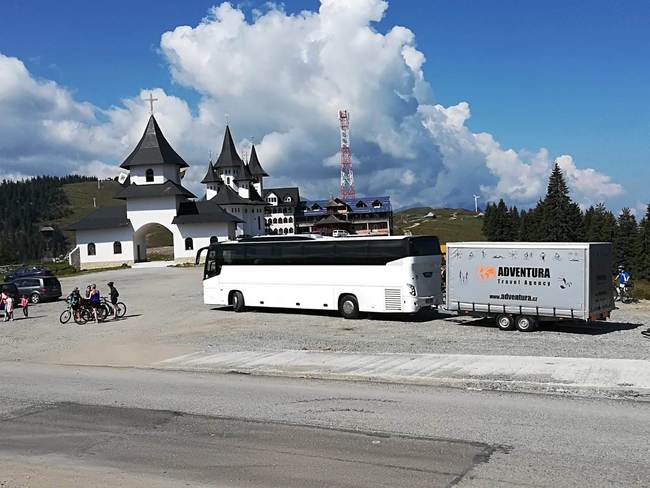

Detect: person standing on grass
107,281,119,319
20,295,29,318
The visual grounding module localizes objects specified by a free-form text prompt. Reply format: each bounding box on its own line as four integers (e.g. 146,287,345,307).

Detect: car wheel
516,315,536,332
339,294,361,319
30,293,40,304
496,314,515,331
231,291,245,312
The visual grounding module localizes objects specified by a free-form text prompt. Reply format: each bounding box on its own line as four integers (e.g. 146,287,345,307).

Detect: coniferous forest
482,163,650,279
0,175,94,265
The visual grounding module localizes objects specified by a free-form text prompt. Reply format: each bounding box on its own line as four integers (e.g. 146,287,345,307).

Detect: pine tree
614,208,640,273
637,205,650,280
585,203,616,242
482,202,496,240
539,163,583,241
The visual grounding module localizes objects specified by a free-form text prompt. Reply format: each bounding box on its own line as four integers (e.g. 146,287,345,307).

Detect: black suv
13,276,62,304
0,282,20,312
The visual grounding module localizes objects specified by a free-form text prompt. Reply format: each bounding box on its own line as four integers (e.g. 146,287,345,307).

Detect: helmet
618,265,624,270
107,282,114,286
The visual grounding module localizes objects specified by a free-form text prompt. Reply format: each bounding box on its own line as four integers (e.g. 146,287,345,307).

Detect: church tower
247,144,268,196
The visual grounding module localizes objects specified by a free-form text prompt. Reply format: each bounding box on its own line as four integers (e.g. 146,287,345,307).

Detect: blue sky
1,0,648,209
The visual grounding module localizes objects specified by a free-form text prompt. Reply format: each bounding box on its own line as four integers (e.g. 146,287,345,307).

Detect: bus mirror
195,246,209,265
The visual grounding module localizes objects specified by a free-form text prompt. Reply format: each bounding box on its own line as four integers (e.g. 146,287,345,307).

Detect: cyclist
89,284,101,322
107,281,119,320
67,287,82,321
615,265,631,302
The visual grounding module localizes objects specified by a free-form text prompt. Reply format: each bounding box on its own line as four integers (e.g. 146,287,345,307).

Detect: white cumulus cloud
0,1,624,210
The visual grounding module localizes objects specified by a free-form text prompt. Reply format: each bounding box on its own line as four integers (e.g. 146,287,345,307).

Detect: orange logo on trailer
478,265,496,281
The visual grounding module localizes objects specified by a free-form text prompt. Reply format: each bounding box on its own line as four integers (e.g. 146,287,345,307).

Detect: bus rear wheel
231,291,245,313
339,294,360,319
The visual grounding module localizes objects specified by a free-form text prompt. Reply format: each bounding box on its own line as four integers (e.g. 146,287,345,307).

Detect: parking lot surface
1,266,648,368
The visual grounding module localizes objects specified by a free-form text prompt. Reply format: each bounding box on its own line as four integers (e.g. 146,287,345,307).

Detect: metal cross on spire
144,92,158,115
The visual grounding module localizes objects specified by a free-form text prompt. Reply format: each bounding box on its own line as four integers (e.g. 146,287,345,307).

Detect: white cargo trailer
445,242,614,331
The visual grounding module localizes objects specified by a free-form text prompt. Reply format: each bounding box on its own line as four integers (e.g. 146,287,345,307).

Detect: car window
43,277,60,287
26,278,40,287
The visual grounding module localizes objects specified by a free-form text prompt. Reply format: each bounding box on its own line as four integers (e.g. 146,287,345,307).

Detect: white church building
68,115,268,269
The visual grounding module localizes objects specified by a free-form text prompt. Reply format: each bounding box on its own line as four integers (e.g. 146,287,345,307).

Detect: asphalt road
1,363,649,487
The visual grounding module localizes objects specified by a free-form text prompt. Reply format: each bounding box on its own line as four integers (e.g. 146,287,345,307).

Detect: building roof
65,206,130,231
234,162,254,182
214,125,245,170
114,180,196,200
299,196,392,216
172,200,243,225
247,145,269,177
209,184,264,206
314,214,346,226
120,115,189,169
201,161,220,184
263,187,300,207
248,185,265,203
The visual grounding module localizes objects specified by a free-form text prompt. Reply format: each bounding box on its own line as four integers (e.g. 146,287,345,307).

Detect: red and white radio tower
338,110,356,200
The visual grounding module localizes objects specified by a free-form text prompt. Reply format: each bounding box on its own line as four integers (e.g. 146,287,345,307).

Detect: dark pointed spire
247,144,269,177
201,161,220,184
120,115,189,169
214,125,245,169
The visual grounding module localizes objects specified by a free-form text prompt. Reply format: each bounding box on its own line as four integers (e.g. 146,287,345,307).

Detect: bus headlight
407,284,416,296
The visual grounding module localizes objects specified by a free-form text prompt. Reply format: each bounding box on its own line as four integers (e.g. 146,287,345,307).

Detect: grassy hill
393,207,485,243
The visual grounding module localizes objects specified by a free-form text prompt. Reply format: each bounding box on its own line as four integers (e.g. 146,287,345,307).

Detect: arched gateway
68,114,268,269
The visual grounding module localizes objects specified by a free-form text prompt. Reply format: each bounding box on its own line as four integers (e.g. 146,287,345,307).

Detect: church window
227,177,231,184
113,241,122,254
288,217,293,223
283,217,288,224
87,243,96,256
283,228,289,235
284,195,292,203
210,236,218,244
273,218,278,224
185,237,194,251
145,169,154,182
356,200,367,208
244,208,247,214
289,228,294,233
258,216,261,229
372,200,382,208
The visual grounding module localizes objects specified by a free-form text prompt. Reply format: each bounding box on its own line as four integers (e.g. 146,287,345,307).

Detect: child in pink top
20,295,29,318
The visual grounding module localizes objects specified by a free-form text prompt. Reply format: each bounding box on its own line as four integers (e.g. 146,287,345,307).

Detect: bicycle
59,301,87,325
614,282,638,304
101,297,127,319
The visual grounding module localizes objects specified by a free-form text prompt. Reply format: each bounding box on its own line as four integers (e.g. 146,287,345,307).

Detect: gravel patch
0,266,648,366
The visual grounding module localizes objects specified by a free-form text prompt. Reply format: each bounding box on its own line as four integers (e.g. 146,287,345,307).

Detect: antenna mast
338,110,356,200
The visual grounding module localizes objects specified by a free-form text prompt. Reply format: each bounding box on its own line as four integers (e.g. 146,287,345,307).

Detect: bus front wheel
231,291,245,312
339,294,360,319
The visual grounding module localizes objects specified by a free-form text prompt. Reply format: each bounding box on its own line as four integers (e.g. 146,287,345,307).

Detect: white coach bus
196,235,443,318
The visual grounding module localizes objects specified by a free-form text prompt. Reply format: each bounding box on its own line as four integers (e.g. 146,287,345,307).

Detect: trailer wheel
496,314,515,331
516,315,536,332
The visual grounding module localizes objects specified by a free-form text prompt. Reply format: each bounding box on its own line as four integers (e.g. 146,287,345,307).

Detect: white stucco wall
76,227,135,267
130,164,180,185
174,223,235,262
